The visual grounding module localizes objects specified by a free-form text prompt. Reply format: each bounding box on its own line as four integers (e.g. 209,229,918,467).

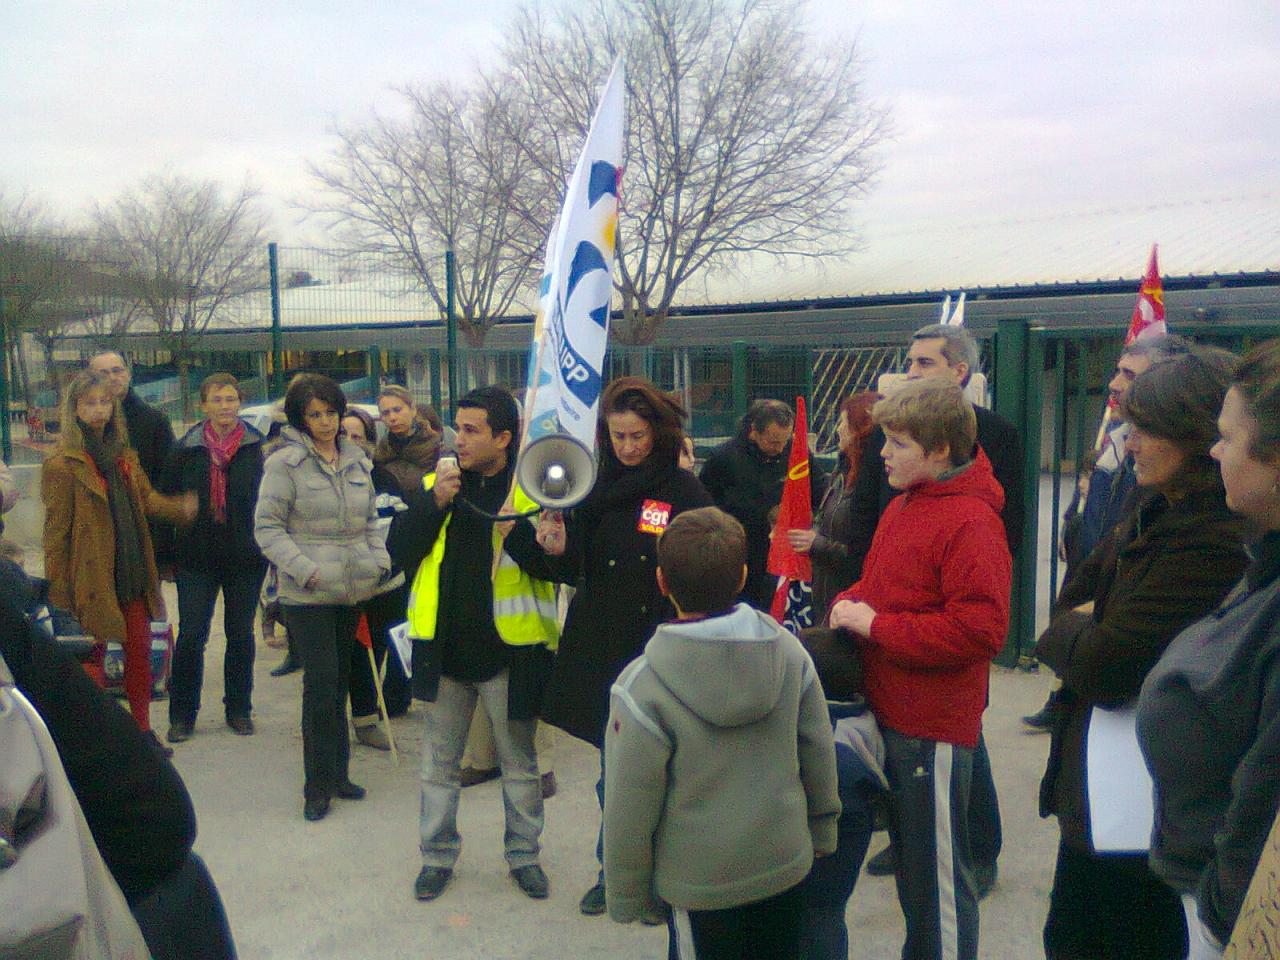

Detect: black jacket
810,461,859,620
848,403,1024,580
123,389,177,569
0,558,195,901
161,421,266,573
1035,486,1248,848
700,435,826,609
527,461,712,746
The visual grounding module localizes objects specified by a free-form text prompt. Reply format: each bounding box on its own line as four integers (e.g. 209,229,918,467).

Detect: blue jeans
169,564,265,724
799,743,877,960
419,670,543,870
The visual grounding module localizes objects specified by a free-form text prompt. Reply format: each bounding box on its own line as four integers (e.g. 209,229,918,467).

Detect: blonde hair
873,378,975,467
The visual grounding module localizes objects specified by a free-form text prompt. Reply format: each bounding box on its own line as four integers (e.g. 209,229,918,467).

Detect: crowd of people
4,327,1280,960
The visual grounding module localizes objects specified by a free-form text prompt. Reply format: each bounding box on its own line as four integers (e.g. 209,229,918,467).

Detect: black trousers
668,882,806,960
969,731,1002,872
130,851,238,960
283,603,360,802
1043,841,1187,960
348,583,412,719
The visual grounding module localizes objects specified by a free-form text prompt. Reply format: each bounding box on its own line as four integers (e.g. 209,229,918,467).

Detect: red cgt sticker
638,499,673,535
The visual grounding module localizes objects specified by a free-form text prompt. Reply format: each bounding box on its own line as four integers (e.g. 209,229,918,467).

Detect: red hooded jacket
833,449,1011,747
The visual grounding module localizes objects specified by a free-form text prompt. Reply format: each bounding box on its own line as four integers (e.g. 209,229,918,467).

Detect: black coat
1035,486,1248,848
810,462,859,620
123,389,177,568
533,463,712,747
700,435,826,609
161,421,267,574
848,403,1024,580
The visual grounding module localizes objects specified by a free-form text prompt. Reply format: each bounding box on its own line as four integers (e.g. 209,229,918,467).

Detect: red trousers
88,599,153,731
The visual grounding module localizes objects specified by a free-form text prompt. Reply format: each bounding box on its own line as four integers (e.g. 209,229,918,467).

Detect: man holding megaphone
396,386,560,905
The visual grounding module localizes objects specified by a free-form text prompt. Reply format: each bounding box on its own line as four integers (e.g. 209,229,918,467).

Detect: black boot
1022,687,1065,731
271,630,301,677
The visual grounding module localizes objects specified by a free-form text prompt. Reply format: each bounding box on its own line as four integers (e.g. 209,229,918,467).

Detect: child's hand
830,599,876,637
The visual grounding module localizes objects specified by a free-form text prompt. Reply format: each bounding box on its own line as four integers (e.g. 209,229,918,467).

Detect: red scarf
204,419,245,524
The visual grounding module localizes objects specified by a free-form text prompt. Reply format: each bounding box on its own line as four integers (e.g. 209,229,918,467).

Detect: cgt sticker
638,499,673,535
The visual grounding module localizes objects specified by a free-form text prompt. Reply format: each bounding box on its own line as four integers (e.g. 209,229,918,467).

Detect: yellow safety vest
406,472,558,650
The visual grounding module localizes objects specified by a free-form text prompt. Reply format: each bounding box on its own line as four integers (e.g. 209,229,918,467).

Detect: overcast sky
4,1,1278,299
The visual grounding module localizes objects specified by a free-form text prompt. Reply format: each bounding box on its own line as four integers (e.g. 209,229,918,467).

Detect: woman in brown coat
42,370,195,736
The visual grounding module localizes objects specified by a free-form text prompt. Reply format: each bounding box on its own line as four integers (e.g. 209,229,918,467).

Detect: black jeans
283,603,361,801
348,582,412,719
130,851,238,960
169,564,265,725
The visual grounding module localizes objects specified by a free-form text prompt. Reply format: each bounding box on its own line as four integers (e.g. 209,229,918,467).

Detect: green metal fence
995,318,1276,666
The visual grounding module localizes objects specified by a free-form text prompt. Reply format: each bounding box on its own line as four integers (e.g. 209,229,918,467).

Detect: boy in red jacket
830,378,1011,960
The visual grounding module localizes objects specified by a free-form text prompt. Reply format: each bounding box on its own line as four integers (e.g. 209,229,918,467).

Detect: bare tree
495,0,888,343
308,82,546,346
0,192,106,405
93,175,268,418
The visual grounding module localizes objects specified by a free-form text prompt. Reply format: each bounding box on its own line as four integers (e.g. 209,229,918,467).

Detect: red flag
767,397,812,582
1125,244,1167,346
355,614,373,650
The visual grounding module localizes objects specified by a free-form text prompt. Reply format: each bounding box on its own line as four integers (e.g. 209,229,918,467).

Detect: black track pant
883,729,979,960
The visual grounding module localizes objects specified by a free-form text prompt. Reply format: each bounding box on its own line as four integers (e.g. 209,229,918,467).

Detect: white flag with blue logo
522,61,625,454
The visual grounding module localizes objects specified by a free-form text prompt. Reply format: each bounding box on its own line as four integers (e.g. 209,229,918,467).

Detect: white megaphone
515,433,598,510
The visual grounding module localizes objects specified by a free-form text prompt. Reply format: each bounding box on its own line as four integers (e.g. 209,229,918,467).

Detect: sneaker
414,866,452,901
459,765,500,788
511,864,549,900
865,845,896,877
226,716,254,736
166,721,194,743
354,722,391,751
579,881,607,916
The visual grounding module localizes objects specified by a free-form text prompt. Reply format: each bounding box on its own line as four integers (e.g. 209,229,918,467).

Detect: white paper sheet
389,622,412,679
1086,704,1155,853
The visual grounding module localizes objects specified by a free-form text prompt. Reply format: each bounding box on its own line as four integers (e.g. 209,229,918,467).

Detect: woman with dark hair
254,374,391,821
530,376,713,917
1036,348,1250,959
1137,339,1280,957
164,373,267,744
42,371,196,744
787,390,882,619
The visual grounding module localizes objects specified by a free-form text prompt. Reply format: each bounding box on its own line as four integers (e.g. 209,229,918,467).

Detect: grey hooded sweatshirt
603,603,840,922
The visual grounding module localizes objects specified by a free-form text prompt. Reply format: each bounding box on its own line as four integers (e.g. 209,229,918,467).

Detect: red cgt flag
1125,244,1167,346
767,396,813,582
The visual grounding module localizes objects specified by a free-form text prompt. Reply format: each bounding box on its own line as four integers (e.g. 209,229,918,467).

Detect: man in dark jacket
701,399,826,610
848,323,1023,898
91,350,177,569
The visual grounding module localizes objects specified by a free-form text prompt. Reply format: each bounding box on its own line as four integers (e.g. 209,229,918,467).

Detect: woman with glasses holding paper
1035,348,1248,960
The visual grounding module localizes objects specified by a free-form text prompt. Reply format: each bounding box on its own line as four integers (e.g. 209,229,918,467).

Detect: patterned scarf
204,419,245,524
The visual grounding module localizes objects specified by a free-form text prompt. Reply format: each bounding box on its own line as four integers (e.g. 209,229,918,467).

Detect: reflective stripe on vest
406,471,558,650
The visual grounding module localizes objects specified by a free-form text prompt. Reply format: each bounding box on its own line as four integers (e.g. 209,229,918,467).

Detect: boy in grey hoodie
604,507,841,959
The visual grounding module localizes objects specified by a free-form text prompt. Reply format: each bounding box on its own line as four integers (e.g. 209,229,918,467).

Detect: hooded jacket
603,604,840,920
253,426,391,607
833,450,1011,748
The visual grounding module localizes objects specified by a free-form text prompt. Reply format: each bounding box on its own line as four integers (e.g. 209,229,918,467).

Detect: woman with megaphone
530,376,712,920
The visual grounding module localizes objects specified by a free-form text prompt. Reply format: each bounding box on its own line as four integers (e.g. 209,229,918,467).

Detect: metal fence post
268,242,283,398
731,340,748,415
367,344,381,402
428,348,442,415
0,290,10,462
445,250,458,422
994,317,1039,666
